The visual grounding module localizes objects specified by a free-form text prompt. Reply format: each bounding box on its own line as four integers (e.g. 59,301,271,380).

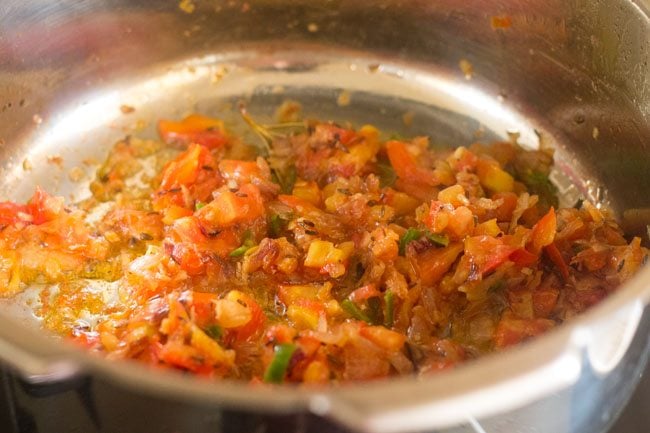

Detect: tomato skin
196,183,265,230
156,341,213,374
190,291,218,328
0,202,29,226
159,144,203,190
418,243,464,286
158,114,228,150
386,140,437,187
170,243,205,275
218,160,263,184
530,207,556,254
265,324,297,345
168,216,205,244
27,187,64,225
464,236,518,277
545,242,570,280
509,248,538,267
153,143,222,213
165,216,239,275
492,192,518,222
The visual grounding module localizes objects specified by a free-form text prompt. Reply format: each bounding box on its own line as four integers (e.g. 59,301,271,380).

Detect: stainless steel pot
0,1,649,432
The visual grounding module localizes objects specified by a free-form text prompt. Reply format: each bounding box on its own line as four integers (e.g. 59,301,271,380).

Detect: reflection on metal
467,416,489,433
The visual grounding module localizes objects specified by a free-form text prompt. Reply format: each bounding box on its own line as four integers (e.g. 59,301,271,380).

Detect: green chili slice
398,228,422,256
204,324,223,341
341,299,372,324
263,343,297,383
399,228,449,255
384,290,395,328
367,297,382,325
229,230,255,258
425,232,449,247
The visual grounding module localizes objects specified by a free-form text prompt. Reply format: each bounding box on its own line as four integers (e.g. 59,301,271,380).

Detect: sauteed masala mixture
0,110,646,383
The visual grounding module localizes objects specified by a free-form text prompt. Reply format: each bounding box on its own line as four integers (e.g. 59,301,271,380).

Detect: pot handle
0,315,81,384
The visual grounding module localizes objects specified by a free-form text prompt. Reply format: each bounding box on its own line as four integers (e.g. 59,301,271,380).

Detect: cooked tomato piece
530,207,556,254
494,314,555,348
545,242,570,280
153,143,222,213
464,236,518,277
0,202,29,226
418,242,464,286
158,114,229,149
27,187,64,225
386,140,438,188
166,216,239,274
509,248,538,267
196,183,265,230
224,291,266,343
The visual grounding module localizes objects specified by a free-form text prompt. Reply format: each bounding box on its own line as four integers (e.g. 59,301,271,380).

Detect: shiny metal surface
0,1,649,433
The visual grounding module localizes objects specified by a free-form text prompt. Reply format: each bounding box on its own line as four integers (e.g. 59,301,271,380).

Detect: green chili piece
229,244,251,257
269,214,282,238
263,343,298,383
384,290,395,328
341,299,372,324
269,214,290,238
367,297,382,325
425,231,449,247
204,324,223,340
229,230,255,258
398,228,422,256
